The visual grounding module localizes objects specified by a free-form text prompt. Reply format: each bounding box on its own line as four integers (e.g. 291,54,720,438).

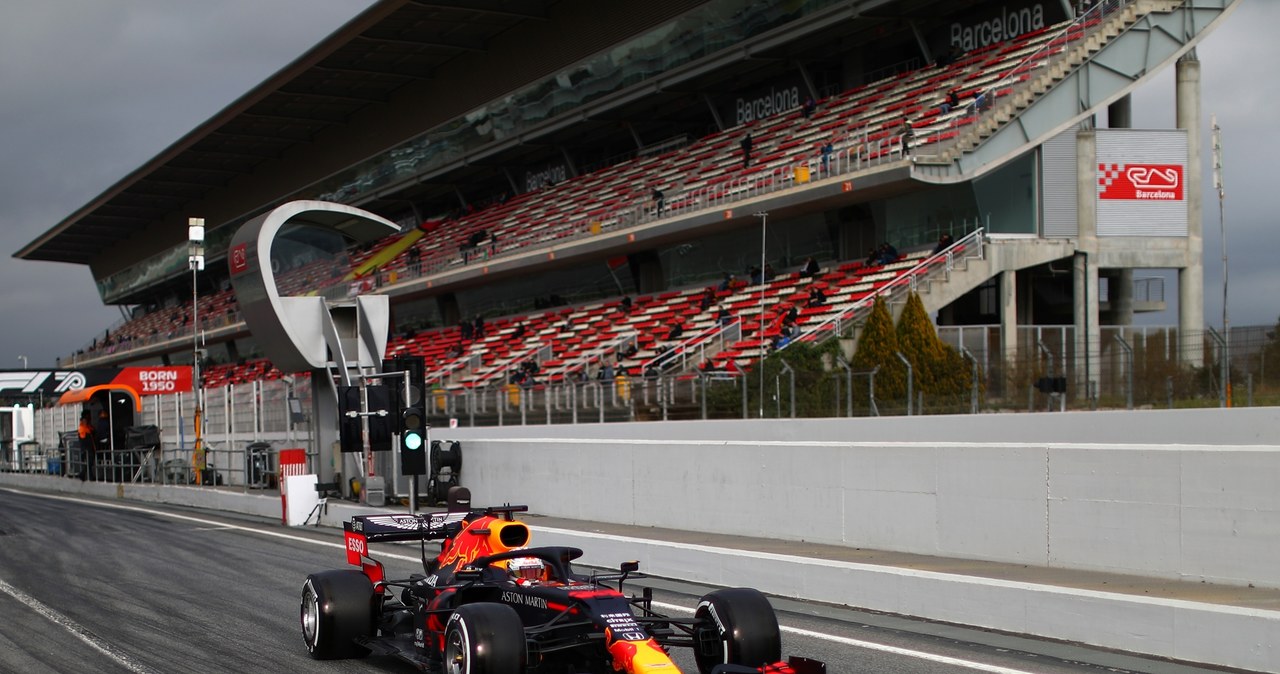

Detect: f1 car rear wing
343,504,529,545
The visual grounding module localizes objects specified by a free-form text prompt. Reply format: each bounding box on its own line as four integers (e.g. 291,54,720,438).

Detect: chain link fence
14,323,1275,489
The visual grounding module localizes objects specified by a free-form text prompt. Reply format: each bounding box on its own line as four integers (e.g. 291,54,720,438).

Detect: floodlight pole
754,211,768,419
1212,115,1229,406
189,218,205,483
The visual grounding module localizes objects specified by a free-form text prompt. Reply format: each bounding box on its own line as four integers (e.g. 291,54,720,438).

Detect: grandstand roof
16,0,988,271
14,0,564,266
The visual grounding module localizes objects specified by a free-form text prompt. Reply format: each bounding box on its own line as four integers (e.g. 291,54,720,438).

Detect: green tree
851,296,906,403
896,291,970,401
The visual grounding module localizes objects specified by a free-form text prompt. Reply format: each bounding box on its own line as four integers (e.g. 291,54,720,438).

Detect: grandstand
14,0,1239,443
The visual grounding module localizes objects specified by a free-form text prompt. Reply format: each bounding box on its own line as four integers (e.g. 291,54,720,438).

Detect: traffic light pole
364,369,424,514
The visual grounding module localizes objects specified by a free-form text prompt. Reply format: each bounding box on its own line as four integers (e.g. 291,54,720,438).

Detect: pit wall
440,407,1280,588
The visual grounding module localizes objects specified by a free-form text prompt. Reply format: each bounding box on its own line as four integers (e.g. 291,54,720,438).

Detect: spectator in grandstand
715,305,732,326
698,287,715,311
459,319,474,341
598,362,615,380
78,411,96,482
666,323,685,341
865,248,880,266
510,368,528,386
619,295,633,313
446,344,463,359
900,117,914,153
800,256,820,278
820,140,834,171
933,232,955,255
652,188,665,215
512,322,526,340
807,285,826,308
877,242,900,265
621,343,638,359
740,133,753,168
749,266,762,285
784,303,799,324
802,95,816,119
974,90,992,112
473,315,486,339
764,263,776,282
718,272,734,291
939,89,961,114
780,315,797,339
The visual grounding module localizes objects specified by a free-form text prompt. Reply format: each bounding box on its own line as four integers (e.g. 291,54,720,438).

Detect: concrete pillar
1001,270,1018,367
1108,94,1132,129
1176,52,1204,367
314,372,340,485
1112,268,1134,325
1073,253,1099,401
1075,130,1098,242
1072,126,1100,401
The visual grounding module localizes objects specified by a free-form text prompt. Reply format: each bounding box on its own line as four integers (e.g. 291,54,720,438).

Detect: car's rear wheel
301,570,375,659
692,587,782,673
443,603,525,673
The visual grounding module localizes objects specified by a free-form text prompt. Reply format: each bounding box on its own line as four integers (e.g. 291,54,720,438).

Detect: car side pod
711,656,826,673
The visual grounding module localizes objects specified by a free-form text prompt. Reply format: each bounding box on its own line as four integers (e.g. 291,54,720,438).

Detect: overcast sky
0,0,1275,369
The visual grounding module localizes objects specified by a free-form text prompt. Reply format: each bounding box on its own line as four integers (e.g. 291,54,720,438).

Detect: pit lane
0,488,1230,674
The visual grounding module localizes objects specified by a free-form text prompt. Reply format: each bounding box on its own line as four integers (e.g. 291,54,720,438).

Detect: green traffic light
403,431,423,451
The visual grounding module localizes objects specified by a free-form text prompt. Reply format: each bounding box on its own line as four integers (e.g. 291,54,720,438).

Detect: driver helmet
508,556,546,583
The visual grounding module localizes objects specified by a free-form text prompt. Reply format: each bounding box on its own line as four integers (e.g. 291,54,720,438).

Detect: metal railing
16,322,1280,495
777,227,987,350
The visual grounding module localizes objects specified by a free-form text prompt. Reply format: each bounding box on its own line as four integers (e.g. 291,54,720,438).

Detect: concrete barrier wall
440,408,1280,588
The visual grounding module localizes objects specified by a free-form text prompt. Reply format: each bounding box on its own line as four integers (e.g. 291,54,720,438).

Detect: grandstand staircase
918,0,1188,167
911,238,1077,315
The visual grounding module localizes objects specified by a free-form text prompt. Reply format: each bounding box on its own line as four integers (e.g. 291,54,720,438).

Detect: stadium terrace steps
934,0,1179,162
85,13,1108,371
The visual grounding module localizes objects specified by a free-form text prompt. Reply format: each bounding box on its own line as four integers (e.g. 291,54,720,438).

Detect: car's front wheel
443,603,526,673
692,587,782,673
301,570,375,659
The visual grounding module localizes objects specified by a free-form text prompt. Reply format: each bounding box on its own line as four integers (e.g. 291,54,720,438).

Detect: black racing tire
692,587,782,673
301,570,376,660
443,603,526,673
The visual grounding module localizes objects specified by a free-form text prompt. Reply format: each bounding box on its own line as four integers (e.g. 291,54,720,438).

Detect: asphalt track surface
0,488,1237,674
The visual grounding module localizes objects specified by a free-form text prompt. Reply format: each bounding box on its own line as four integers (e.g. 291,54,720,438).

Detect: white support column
1073,253,1100,401
1176,52,1205,367
1001,270,1018,367
1074,129,1099,399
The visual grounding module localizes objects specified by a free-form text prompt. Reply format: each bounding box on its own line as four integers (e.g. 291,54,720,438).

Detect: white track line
651,600,1039,674
4,488,1041,674
0,577,154,674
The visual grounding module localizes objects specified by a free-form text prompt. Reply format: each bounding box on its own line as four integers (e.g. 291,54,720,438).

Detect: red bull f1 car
301,502,824,673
